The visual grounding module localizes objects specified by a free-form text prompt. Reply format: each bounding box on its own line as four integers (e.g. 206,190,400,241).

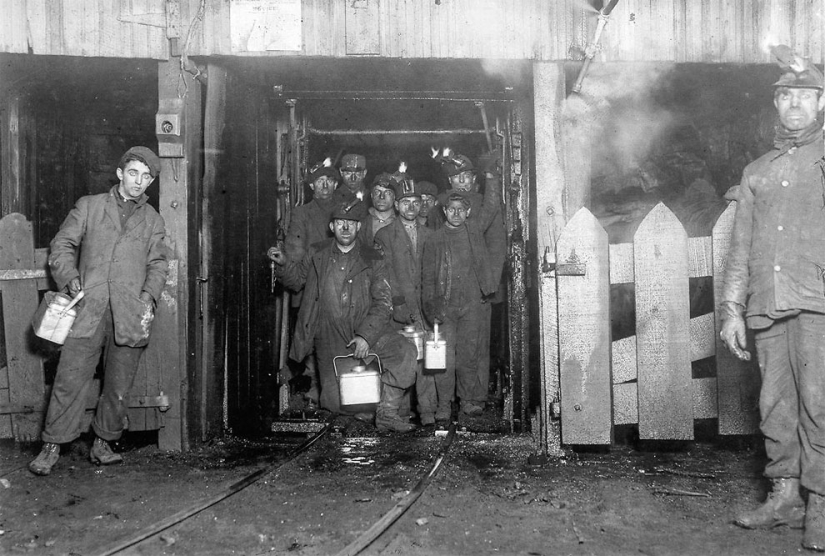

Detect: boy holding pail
421,152,501,424
29,146,168,476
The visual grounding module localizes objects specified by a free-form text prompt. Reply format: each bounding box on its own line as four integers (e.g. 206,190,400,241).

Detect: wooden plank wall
2,0,167,59
4,0,821,63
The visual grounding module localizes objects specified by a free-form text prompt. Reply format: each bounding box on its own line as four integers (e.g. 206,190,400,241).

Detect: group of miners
267,150,506,433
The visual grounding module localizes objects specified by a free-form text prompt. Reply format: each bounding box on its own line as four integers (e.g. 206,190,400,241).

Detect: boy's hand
347,336,370,359
67,278,82,297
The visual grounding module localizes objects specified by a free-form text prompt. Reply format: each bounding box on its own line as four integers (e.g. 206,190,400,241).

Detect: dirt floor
0,408,813,556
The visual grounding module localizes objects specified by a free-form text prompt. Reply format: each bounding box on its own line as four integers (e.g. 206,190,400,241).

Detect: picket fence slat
557,208,612,445
712,202,759,434
633,203,693,440
610,236,713,285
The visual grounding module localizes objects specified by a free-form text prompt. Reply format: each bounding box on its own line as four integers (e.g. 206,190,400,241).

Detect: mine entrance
218,58,536,434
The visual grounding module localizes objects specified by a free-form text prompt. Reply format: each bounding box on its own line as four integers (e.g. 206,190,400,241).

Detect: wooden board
634,203,693,440
557,208,611,445
0,213,45,441
713,202,759,434
345,0,379,55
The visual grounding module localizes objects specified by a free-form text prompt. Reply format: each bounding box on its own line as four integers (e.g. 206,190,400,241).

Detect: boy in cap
29,146,169,475
433,151,505,417
374,170,436,424
720,45,825,551
421,160,501,423
268,158,339,407
361,172,397,245
416,180,440,229
271,198,418,432
334,153,369,206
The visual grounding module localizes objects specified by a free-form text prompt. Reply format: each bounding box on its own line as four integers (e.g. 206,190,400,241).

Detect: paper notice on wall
231,0,302,52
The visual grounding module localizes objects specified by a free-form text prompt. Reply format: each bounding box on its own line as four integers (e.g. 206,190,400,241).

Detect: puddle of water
339,437,378,466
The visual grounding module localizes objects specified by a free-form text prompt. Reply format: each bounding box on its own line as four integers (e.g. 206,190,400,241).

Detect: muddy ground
0,409,811,556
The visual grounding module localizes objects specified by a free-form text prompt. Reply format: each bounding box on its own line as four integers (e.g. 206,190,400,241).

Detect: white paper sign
231,0,302,52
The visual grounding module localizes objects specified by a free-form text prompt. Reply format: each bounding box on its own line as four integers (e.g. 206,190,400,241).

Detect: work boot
461,401,484,416
353,412,375,424
28,443,60,476
420,413,435,427
376,385,417,433
804,493,825,551
734,478,805,529
89,437,123,466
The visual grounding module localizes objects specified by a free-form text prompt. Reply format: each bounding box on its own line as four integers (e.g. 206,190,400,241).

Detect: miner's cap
331,200,367,221
120,146,161,177
340,154,367,172
774,67,825,90
391,175,421,200
417,181,439,198
371,172,395,190
444,154,475,177
307,164,340,184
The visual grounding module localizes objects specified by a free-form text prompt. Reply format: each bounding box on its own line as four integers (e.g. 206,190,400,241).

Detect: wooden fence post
557,208,611,444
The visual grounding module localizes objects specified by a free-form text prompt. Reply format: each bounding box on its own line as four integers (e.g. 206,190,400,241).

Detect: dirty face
419,194,437,217
448,170,476,192
117,160,154,200
341,169,367,192
371,185,395,212
443,199,471,228
395,196,422,222
774,87,825,131
330,218,361,247
310,175,338,201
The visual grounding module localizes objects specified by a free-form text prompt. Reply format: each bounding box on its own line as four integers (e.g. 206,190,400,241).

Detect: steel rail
334,421,458,556
307,127,488,136
92,416,335,556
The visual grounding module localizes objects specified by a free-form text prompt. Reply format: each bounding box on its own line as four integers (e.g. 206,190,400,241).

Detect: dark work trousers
315,327,417,414
755,312,825,495
441,297,488,406
417,348,455,420
41,305,144,444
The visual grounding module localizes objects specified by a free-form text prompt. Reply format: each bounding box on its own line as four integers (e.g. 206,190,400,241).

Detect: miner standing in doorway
720,46,825,551
334,153,369,206
267,158,339,408
374,170,435,424
433,151,505,416
271,200,418,432
422,154,501,419
361,172,397,245
416,180,441,229
29,147,169,476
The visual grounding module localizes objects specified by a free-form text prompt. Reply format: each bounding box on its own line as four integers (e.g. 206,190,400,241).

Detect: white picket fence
555,201,760,444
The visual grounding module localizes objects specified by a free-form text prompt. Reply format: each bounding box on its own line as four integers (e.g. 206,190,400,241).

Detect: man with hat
422,158,502,422
271,198,418,432
416,180,440,229
720,45,825,551
334,153,369,206
268,158,339,407
374,168,436,425
435,151,506,417
29,146,169,475
361,172,397,245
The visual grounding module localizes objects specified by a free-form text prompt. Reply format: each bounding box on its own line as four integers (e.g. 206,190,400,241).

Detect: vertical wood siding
5,0,821,63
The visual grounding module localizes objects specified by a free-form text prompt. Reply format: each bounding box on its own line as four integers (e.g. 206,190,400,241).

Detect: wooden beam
153,59,202,451
533,61,567,455
1,96,24,216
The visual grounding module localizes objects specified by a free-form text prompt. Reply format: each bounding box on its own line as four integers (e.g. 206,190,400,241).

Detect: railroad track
91,418,457,556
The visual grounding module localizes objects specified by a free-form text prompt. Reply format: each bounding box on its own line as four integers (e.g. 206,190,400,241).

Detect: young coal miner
720,46,825,552
29,147,169,476
373,170,436,424
267,159,339,407
421,155,501,421
271,200,418,432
